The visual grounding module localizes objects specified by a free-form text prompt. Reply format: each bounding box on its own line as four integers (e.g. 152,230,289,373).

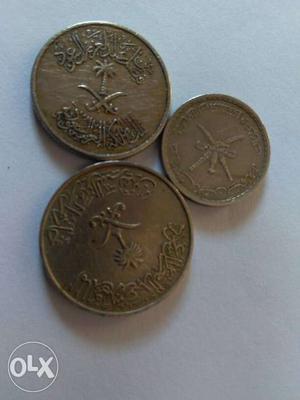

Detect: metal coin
162,94,270,206
40,162,192,315
32,22,170,160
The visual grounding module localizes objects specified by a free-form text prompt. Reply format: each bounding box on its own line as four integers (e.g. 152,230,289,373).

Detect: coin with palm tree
32,22,170,160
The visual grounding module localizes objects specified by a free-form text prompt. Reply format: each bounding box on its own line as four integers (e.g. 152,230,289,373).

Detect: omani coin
162,94,270,206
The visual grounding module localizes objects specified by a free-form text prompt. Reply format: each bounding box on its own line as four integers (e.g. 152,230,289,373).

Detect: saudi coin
32,22,170,160
40,162,192,315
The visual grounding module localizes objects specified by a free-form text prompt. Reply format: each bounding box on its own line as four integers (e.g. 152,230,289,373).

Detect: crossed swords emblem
189,123,245,182
78,84,126,114
78,59,126,114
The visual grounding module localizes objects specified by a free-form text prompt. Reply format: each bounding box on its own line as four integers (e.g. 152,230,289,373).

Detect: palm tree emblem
89,202,143,270
78,59,126,114
93,59,115,93
189,123,245,181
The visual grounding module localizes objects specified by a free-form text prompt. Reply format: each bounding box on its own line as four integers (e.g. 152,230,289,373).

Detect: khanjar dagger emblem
89,202,144,270
78,59,126,114
189,123,245,181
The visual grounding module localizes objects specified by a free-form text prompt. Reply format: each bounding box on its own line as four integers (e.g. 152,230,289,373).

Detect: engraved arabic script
46,169,156,246
54,28,153,84
67,223,187,311
55,104,146,149
89,202,144,270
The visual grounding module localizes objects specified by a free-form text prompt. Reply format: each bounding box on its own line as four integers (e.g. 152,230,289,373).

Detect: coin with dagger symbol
162,94,270,206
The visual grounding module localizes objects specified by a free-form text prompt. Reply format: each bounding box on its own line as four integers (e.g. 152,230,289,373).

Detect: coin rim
40,161,193,316
162,93,271,206
31,21,171,160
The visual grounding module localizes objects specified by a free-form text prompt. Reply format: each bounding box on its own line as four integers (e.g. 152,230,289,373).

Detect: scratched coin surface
40,162,192,315
162,94,270,206
32,22,170,160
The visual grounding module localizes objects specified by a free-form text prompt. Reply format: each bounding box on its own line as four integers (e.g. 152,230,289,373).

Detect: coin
162,94,270,206
32,22,170,160
40,162,192,315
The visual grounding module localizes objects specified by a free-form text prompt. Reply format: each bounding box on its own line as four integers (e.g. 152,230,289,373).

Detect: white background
1,1,300,399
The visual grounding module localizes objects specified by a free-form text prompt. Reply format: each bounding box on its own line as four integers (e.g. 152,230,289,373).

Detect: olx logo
8,342,58,392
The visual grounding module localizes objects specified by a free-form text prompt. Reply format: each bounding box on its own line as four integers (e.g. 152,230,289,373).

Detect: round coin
162,94,270,206
32,22,170,160
40,162,192,315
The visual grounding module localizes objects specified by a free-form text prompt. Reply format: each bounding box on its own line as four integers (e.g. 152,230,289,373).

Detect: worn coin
40,162,192,315
162,94,270,206
32,22,170,160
